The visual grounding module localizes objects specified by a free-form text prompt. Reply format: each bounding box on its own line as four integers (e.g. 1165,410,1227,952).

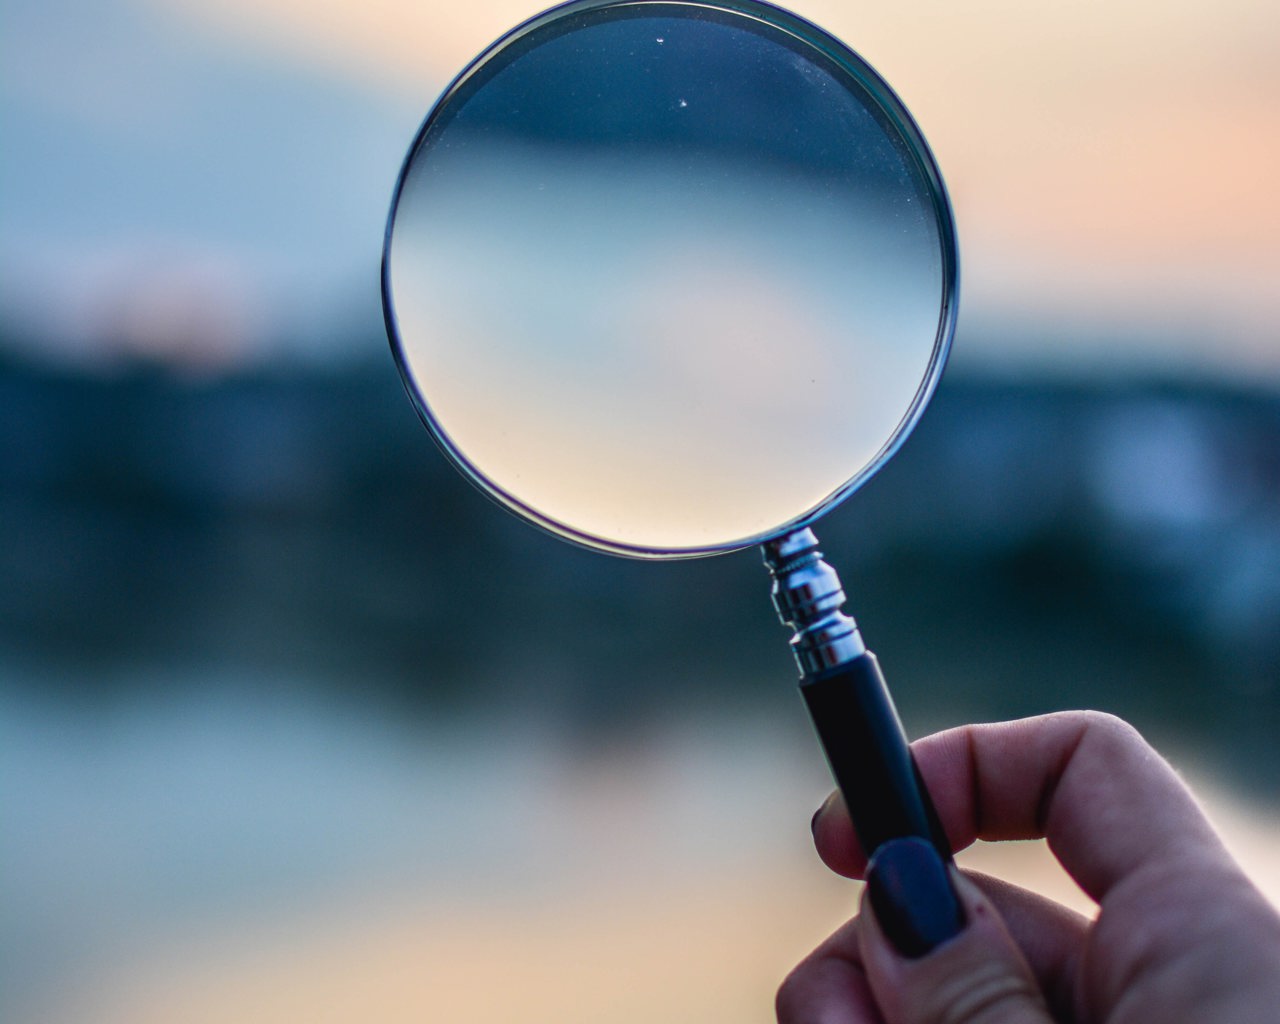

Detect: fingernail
866,837,965,959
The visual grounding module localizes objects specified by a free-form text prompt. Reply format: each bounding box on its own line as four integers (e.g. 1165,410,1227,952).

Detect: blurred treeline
2,336,1277,787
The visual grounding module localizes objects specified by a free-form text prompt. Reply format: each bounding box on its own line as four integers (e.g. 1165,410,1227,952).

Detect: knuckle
1081,711,1150,761
773,966,805,1023
1057,710,1147,760
921,961,1046,1024
1074,709,1139,742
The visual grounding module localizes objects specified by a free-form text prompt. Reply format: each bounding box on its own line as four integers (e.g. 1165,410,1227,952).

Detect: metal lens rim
381,0,959,560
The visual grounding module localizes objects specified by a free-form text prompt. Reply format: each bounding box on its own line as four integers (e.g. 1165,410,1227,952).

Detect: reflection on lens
385,0,956,556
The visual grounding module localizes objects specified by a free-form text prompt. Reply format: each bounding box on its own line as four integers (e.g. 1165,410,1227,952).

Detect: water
4,662,1279,1024
0,666,828,1022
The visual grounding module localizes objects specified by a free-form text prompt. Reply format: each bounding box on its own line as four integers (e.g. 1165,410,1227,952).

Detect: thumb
859,839,1053,1024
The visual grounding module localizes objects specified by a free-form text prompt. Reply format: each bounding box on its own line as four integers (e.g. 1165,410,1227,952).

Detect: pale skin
776,711,1280,1024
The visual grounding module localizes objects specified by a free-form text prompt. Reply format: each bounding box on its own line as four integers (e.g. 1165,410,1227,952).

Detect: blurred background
2,0,1278,1021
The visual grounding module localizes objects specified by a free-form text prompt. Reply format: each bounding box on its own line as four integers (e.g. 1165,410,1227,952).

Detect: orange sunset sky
144,0,1280,376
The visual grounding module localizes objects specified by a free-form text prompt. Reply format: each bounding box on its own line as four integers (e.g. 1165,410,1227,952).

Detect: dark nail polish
866,837,965,958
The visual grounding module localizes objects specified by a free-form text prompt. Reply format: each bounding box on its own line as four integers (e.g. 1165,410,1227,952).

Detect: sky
2,0,1278,378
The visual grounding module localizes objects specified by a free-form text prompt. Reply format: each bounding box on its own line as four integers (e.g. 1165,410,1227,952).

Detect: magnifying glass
383,0,957,862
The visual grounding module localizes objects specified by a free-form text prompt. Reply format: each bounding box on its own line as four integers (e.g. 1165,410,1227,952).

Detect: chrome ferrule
762,527,866,676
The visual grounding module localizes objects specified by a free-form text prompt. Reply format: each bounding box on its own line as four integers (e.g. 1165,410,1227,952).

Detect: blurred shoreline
2,340,1276,774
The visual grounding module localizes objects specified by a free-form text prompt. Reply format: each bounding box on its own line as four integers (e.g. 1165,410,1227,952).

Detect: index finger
812,711,1231,903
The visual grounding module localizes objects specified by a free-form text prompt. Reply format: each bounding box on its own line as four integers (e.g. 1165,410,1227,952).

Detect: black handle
801,651,950,861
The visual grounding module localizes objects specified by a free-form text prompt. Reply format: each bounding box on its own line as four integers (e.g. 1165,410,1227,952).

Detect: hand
776,712,1280,1023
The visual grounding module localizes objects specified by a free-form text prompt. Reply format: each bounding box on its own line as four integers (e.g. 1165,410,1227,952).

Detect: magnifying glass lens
384,0,956,556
